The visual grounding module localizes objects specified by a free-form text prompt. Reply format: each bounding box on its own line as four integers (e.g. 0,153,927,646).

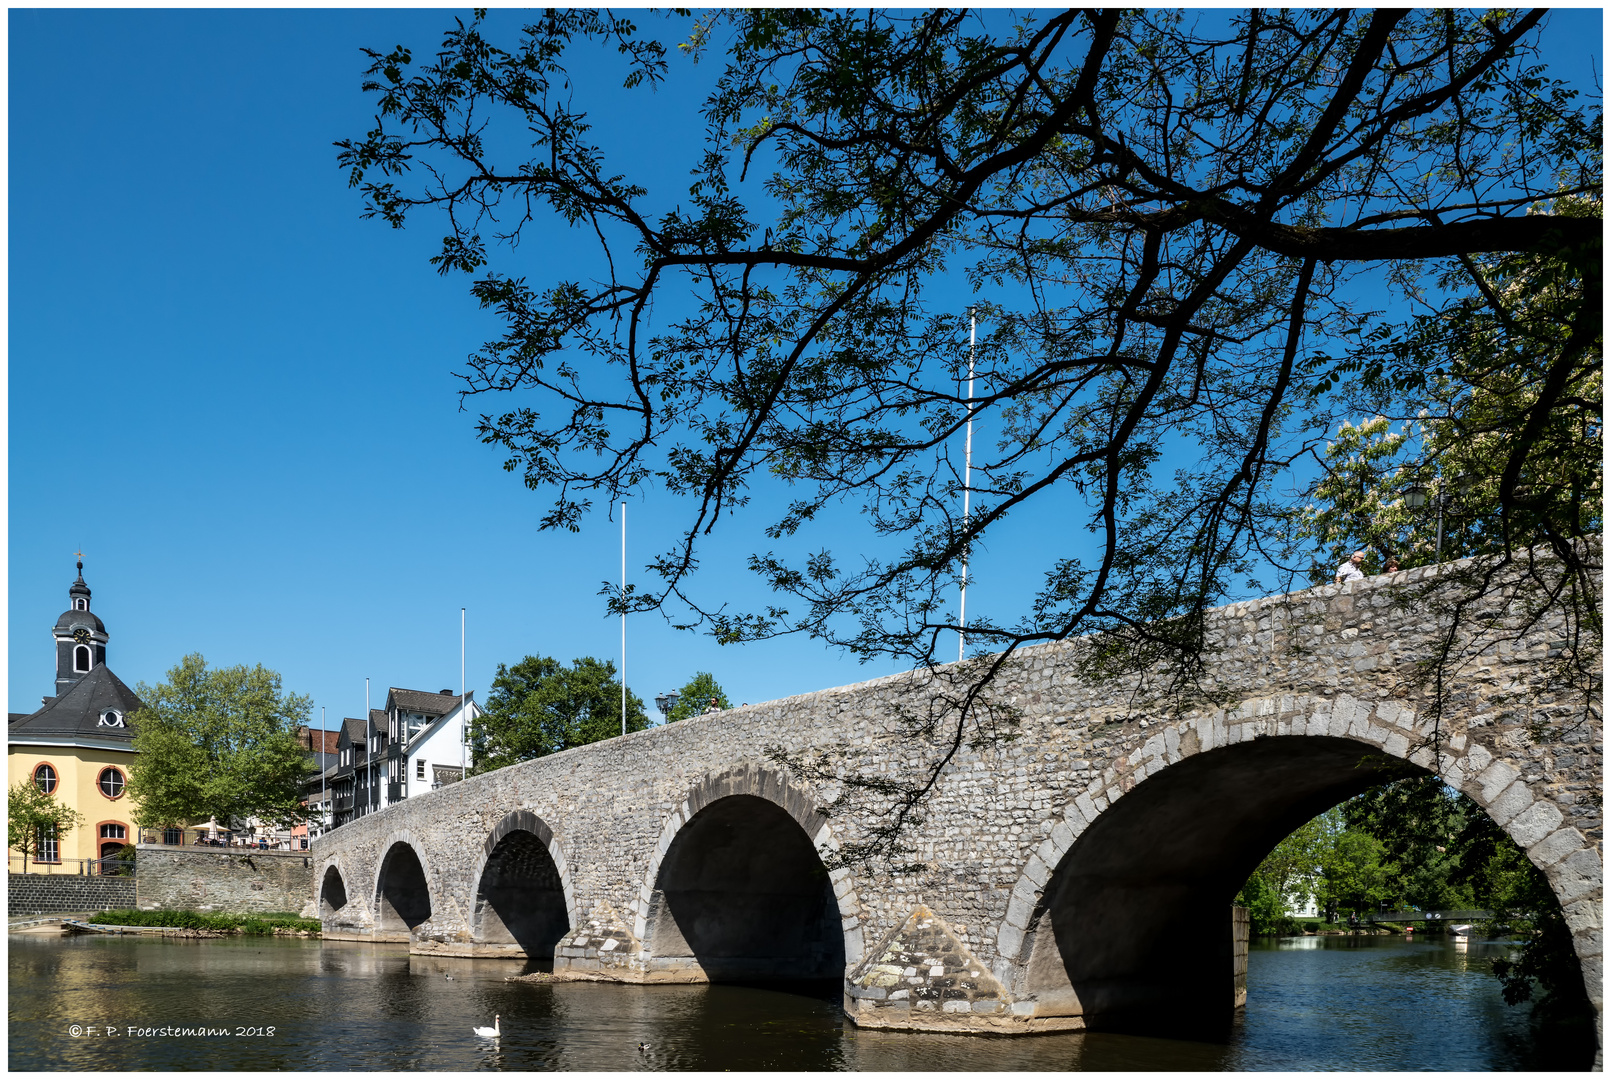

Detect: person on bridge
1335,550,1367,585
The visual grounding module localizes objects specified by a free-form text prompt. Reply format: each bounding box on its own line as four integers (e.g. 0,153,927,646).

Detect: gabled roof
401,691,477,756
298,725,341,754
8,664,143,744
387,687,461,716
337,716,368,749
304,763,339,790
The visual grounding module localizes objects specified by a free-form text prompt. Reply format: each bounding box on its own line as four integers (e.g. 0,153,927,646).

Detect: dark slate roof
388,688,461,716
369,708,388,731
53,608,106,634
339,716,368,746
10,712,31,726
8,664,142,743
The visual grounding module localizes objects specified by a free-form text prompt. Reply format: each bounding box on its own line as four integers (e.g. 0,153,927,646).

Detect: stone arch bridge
313,555,1601,1038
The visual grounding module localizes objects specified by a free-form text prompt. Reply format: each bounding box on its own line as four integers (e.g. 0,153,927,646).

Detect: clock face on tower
72,627,91,645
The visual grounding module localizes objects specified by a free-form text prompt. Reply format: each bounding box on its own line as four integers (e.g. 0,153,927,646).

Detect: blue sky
9,9,1602,727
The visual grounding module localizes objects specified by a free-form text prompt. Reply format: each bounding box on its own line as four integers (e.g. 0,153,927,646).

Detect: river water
9,932,1592,1070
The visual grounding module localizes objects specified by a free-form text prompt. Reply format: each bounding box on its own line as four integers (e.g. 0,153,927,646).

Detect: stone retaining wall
9,873,135,915
135,846,314,915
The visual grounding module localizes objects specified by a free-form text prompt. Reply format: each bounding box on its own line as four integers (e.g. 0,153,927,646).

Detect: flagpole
365,678,371,816
461,607,467,779
320,705,326,837
621,501,627,737
959,309,976,663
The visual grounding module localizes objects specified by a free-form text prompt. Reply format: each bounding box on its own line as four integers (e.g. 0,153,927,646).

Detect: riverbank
84,909,320,937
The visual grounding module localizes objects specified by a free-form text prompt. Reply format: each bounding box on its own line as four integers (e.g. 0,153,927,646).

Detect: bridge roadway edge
314,544,1601,1042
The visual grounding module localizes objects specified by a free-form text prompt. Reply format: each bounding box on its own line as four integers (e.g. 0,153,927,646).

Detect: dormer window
99,709,124,728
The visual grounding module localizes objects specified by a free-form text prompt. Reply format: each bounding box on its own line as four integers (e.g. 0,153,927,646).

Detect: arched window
98,767,126,799
33,763,57,794
74,598,87,611
100,823,127,840
74,645,91,672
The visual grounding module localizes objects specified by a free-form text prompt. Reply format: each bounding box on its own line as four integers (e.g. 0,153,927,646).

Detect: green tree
1234,873,1291,938
1235,810,1333,934
472,655,649,772
341,9,1599,855
7,780,85,873
1296,197,1602,581
1317,823,1396,919
1342,774,1473,912
127,654,314,831
665,672,730,722
1237,806,1406,931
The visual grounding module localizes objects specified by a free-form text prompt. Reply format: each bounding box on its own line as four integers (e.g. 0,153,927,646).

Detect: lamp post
1403,473,1473,561
655,692,679,724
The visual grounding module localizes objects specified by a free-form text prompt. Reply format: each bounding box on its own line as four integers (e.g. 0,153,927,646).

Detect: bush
1304,921,1321,933
90,909,319,935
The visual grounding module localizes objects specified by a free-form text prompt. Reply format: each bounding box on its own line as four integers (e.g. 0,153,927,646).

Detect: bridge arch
635,764,865,979
318,860,350,919
467,809,576,957
371,830,436,938
994,693,1600,1031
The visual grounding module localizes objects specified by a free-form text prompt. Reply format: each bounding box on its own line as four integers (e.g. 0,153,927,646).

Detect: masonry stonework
135,846,314,915
312,550,1601,1040
8,873,135,916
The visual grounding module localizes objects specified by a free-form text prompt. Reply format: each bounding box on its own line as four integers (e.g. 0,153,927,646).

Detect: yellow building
8,561,143,873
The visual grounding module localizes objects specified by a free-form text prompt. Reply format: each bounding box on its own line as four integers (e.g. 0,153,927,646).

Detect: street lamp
655,692,679,723
1402,479,1447,558
1403,474,1473,561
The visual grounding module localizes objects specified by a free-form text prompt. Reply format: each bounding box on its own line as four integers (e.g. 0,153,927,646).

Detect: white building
382,686,480,804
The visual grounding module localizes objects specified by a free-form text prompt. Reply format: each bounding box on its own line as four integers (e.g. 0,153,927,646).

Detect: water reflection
8,932,1592,1071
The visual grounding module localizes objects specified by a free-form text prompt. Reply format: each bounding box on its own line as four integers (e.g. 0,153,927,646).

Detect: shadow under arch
472,809,572,958
319,864,349,918
643,772,848,983
374,840,433,935
1020,734,1423,1036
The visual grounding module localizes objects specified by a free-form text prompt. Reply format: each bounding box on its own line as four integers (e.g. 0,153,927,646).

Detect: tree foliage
665,671,731,722
1235,807,1394,934
1294,196,1602,580
471,655,649,772
127,654,315,831
7,779,85,873
341,9,1600,857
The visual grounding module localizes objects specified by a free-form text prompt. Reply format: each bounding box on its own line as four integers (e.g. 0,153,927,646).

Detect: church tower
53,558,108,696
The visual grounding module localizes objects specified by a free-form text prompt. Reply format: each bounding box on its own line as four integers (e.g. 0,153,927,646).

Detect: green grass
89,909,320,935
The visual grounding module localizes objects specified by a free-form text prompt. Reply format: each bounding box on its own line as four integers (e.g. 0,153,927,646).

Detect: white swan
474,1015,500,1038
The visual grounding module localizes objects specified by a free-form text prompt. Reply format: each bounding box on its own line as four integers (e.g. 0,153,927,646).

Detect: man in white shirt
1335,550,1366,585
